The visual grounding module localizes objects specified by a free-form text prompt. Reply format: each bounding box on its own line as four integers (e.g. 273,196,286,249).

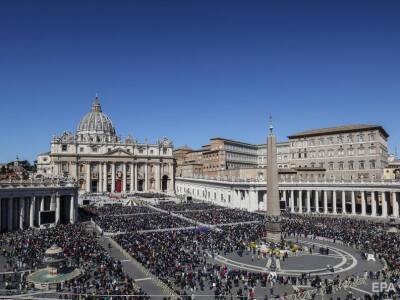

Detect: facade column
169,163,174,192
122,163,127,193
342,191,346,214
111,163,115,193
144,164,148,191
130,163,134,192
351,191,356,215
134,164,138,191
315,190,319,213
86,163,91,193
361,191,366,216
56,195,61,224
298,190,303,213
0,198,2,232
332,191,337,214
381,192,388,218
98,163,103,193
103,163,108,193
8,198,13,231
19,198,25,230
323,190,328,214
306,190,311,213
392,192,399,218
371,191,377,217
70,195,75,224
156,163,161,191
30,196,35,228
290,190,295,213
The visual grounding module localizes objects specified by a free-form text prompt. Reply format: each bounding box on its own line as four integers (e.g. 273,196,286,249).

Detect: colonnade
175,177,400,219
283,189,399,218
0,181,78,232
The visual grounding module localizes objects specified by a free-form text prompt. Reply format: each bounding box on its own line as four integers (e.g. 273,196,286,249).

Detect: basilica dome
77,97,117,142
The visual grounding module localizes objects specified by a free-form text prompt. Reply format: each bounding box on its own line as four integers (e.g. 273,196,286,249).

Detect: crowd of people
0,224,148,298
95,213,193,233
181,209,264,224
83,204,155,216
156,201,226,212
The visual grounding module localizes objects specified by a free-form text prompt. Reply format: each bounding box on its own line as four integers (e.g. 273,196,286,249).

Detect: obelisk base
264,219,282,244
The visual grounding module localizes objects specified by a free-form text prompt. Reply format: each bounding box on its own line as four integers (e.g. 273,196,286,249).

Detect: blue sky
1,0,399,162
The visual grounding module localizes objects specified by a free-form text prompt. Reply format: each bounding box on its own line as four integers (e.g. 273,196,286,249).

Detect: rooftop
288,124,389,139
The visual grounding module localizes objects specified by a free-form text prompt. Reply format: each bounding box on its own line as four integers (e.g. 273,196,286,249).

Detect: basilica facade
37,97,175,194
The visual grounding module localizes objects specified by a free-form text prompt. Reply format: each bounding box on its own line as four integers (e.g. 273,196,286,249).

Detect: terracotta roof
288,124,389,139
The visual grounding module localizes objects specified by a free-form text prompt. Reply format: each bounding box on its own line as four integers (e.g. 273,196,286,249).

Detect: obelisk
265,116,282,243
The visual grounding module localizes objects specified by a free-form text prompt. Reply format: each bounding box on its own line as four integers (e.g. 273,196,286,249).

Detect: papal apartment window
339,162,344,170
359,161,365,169
349,161,354,170
370,160,376,169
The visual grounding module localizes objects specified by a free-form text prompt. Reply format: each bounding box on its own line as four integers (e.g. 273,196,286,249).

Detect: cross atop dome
92,95,102,112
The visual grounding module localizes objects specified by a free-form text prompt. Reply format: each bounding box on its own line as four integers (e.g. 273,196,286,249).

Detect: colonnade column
56,195,61,224
86,163,91,193
103,163,107,192
306,190,311,213
332,191,337,214
50,194,56,211
342,191,346,214
98,163,103,193
130,163,134,192
290,190,295,213
361,191,366,216
381,192,388,218
19,198,25,230
111,163,115,193
282,190,287,210
351,191,356,215
371,191,377,217
8,198,13,231
156,163,161,191
122,163,127,193
30,196,35,228
134,164,138,191
70,195,75,224
315,190,319,213
298,190,303,213
39,197,45,226
323,190,328,214
392,192,399,218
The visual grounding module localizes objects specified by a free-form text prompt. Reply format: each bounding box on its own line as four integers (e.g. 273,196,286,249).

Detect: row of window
293,145,378,159
291,132,377,148
302,160,377,170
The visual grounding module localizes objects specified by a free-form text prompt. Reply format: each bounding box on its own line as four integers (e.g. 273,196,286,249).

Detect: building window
61,144,67,151
370,160,376,169
139,148,143,154
328,162,334,170
348,135,353,143
43,157,47,162
349,161,354,170
163,148,167,155
359,161,365,169
339,162,344,170
80,147,84,152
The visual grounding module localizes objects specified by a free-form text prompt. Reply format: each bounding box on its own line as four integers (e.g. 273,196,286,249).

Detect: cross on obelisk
265,115,282,243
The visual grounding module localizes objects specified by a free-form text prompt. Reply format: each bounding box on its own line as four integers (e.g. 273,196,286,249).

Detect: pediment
106,148,132,156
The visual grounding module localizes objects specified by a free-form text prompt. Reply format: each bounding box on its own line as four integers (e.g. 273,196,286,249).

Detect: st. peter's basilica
36,97,174,194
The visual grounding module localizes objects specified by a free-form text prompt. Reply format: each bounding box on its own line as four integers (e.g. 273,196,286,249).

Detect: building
37,97,175,194
383,155,400,180
288,124,389,181
0,178,78,232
